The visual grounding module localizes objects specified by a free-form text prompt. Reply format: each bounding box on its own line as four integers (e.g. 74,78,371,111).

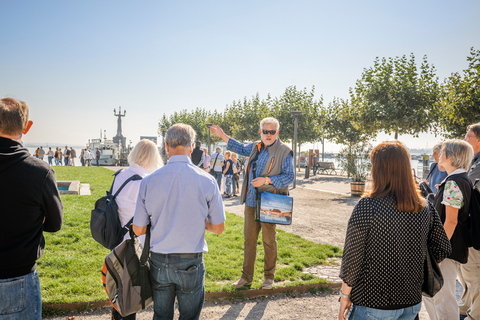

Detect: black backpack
464,178,480,250
91,170,143,249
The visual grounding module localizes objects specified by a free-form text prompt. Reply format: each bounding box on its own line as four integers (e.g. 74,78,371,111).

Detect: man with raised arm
0,98,63,320
133,123,225,320
210,117,294,289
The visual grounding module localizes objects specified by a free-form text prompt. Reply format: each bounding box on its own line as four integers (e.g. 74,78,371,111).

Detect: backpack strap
112,174,143,199
130,224,151,309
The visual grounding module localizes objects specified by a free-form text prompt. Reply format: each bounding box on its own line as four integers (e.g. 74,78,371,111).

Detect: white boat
85,138,126,166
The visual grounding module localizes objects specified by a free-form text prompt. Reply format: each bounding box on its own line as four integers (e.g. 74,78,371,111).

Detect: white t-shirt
210,152,224,172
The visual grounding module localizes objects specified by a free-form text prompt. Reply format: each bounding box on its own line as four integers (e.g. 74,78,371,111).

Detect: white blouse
111,163,150,241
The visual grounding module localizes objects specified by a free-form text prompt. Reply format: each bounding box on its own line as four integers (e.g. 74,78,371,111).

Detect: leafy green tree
351,54,440,139
158,108,211,142
324,98,373,180
439,47,480,138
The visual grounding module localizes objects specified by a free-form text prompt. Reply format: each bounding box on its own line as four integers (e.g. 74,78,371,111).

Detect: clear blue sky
1,0,479,150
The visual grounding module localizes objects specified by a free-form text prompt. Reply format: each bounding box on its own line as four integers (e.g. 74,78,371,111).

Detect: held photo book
255,192,293,225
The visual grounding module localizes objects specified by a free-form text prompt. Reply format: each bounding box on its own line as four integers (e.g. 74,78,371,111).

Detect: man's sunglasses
262,129,277,135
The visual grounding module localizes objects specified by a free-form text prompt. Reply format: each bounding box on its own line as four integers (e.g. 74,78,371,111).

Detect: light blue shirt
133,155,226,253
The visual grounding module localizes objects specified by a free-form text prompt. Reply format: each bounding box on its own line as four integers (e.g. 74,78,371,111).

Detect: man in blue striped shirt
210,117,294,289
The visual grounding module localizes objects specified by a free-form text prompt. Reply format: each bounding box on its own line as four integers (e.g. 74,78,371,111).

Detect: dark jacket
191,147,203,166
433,172,472,264
0,137,63,279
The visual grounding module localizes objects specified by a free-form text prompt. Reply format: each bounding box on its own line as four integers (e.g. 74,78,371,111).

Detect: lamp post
160,125,167,162
206,123,213,155
290,110,303,188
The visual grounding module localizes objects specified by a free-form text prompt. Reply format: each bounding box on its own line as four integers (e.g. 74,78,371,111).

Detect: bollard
305,165,310,179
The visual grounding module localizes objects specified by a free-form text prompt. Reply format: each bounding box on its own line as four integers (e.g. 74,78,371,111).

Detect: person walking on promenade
80,148,85,166
132,123,225,320
110,139,162,320
210,147,224,191
34,147,39,158
312,152,319,176
64,145,70,166
38,146,45,161
70,147,76,166
338,140,451,320
191,140,204,167
0,97,63,320
202,148,211,173
47,147,54,165
223,151,234,198
232,152,240,196
55,147,61,165
210,117,294,289
423,143,448,194
95,147,101,166
84,149,92,167
458,122,480,320
424,140,474,320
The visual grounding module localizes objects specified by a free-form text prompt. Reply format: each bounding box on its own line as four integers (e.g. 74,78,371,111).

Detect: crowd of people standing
32,145,101,167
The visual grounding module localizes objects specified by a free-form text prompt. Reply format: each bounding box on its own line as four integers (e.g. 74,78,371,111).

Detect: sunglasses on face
262,129,277,135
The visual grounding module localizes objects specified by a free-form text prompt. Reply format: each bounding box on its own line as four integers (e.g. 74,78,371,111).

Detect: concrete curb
42,282,341,312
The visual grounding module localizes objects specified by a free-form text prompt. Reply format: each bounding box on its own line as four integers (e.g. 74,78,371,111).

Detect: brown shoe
261,278,274,289
232,277,251,288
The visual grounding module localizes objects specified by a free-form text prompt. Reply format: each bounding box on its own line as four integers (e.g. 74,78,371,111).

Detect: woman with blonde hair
110,139,162,320
223,150,234,198
424,139,474,320
338,140,451,320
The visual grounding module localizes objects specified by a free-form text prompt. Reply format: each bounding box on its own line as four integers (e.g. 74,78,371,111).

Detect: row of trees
159,48,480,155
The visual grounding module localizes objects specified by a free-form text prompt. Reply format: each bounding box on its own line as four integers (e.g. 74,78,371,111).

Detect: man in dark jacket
191,140,204,167
0,97,63,320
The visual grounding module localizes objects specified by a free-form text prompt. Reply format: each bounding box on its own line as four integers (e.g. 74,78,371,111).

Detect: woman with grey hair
425,143,448,194
424,139,474,320
111,139,162,320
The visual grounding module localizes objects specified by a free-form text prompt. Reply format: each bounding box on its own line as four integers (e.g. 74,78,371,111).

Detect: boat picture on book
259,192,293,225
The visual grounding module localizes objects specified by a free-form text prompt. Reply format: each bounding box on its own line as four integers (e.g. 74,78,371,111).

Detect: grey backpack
102,225,153,317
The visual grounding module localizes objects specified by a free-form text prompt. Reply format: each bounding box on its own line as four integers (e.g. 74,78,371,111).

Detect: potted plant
324,98,374,196
337,142,372,196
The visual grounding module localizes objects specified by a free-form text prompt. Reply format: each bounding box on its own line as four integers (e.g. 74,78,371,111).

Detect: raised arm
210,125,230,143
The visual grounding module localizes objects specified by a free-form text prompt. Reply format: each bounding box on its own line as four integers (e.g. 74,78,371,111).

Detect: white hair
260,117,280,131
128,139,162,172
442,140,474,170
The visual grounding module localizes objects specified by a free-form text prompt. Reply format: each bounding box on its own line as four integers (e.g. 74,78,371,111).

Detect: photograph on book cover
259,192,293,225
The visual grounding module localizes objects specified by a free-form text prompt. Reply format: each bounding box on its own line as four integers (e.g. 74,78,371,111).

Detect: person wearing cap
191,141,204,167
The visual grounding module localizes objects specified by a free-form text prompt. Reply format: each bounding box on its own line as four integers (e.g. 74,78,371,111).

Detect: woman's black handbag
422,204,444,297
422,245,444,297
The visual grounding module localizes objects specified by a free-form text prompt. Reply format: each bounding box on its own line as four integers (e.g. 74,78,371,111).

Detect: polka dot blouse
339,196,452,309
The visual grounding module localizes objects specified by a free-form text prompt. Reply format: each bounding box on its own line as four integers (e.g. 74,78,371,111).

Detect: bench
315,161,336,175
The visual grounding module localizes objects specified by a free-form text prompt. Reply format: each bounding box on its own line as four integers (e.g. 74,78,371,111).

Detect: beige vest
240,138,292,204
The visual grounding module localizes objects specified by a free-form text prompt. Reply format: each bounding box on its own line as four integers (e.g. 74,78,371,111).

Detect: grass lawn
39,166,342,305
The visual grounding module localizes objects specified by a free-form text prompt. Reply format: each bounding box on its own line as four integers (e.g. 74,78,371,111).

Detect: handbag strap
129,224,151,309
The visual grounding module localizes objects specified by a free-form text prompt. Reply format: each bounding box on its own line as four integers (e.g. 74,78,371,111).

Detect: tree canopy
351,54,440,139
438,47,480,138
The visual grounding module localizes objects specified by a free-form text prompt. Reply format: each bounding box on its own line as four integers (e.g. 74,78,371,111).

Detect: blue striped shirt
227,138,294,207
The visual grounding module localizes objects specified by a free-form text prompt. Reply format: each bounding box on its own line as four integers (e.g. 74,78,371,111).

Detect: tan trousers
458,247,480,319
423,258,460,320
241,205,277,282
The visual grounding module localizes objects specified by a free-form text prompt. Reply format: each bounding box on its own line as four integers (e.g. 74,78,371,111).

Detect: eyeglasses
262,129,277,135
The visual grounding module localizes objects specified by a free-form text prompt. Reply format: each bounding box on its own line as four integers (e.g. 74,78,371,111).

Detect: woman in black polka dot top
338,141,452,320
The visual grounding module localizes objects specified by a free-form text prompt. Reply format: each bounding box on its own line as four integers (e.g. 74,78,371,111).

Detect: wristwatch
339,290,351,299
264,177,269,185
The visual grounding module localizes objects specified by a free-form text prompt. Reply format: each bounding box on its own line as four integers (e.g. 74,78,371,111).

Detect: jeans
48,156,53,165
225,174,233,195
149,253,205,320
96,158,100,166
233,175,239,195
213,171,222,191
349,302,421,320
64,157,69,166
0,270,42,320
